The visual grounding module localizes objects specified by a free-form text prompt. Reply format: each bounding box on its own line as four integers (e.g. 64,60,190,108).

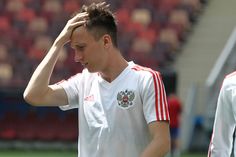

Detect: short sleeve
142,71,170,124
57,74,81,111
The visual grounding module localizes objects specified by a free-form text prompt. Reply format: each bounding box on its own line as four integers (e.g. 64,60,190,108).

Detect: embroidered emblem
117,89,135,108
84,94,94,101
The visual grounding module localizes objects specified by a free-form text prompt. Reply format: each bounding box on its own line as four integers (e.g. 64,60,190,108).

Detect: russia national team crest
117,89,135,108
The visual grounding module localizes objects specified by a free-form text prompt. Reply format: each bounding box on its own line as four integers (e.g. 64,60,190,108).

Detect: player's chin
86,66,97,73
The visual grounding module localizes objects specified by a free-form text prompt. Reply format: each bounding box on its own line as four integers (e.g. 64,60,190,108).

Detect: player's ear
102,34,112,49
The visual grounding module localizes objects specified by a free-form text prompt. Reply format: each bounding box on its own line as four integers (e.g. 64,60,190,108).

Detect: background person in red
168,93,182,157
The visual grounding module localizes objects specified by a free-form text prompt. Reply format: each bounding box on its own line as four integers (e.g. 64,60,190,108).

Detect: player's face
70,27,108,72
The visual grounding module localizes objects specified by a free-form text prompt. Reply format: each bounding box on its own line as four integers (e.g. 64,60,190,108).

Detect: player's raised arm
23,12,88,106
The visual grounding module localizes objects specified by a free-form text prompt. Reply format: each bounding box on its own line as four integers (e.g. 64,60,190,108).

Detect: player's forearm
23,42,63,105
140,137,170,157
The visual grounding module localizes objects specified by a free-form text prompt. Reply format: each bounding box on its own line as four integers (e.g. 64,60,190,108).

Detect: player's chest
82,79,142,111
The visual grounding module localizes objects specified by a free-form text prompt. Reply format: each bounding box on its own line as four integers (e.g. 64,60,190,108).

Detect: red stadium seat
16,8,36,23
0,17,11,31
63,0,81,14
0,111,19,140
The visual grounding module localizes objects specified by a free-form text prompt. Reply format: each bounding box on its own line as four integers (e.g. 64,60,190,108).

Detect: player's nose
74,51,83,62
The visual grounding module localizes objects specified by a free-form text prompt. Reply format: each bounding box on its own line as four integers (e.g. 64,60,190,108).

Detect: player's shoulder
129,62,161,77
128,62,164,85
66,69,97,83
222,71,236,89
225,71,236,79
224,71,236,83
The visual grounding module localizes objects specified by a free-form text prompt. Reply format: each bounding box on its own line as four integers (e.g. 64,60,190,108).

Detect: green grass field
0,150,206,157
0,150,77,157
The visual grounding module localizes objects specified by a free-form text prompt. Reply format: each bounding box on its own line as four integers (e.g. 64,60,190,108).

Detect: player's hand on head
55,12,88,46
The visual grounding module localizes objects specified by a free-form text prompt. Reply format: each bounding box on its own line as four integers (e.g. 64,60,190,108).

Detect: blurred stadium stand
0,0,209,152
0,88,77,142
174,0,236,153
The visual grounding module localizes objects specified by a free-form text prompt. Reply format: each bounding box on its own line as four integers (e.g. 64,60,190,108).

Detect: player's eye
76,45,85,51
71,45,85,51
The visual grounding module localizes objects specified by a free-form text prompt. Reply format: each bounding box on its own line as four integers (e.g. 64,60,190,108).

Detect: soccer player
23,2,170,157
208,71,236,157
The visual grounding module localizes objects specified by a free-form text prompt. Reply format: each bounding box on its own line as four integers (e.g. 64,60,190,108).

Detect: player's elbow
23,91,35,106
23,90,41,106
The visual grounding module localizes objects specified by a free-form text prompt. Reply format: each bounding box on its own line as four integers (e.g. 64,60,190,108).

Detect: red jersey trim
57,73,80,85
132,65,169,121
226,71,236,78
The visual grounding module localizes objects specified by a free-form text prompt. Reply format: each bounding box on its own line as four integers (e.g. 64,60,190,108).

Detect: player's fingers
69,20,86,40
70,20,87,28
70,12,88,23
74,13,88,21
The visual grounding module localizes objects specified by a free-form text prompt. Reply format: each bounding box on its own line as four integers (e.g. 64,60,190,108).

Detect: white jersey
208,71,236,157
58,61,169,157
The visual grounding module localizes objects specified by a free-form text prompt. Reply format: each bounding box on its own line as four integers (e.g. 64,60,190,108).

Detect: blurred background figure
168,93,182,157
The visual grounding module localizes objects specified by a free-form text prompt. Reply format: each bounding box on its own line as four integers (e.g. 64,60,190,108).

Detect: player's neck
99,50,128,83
